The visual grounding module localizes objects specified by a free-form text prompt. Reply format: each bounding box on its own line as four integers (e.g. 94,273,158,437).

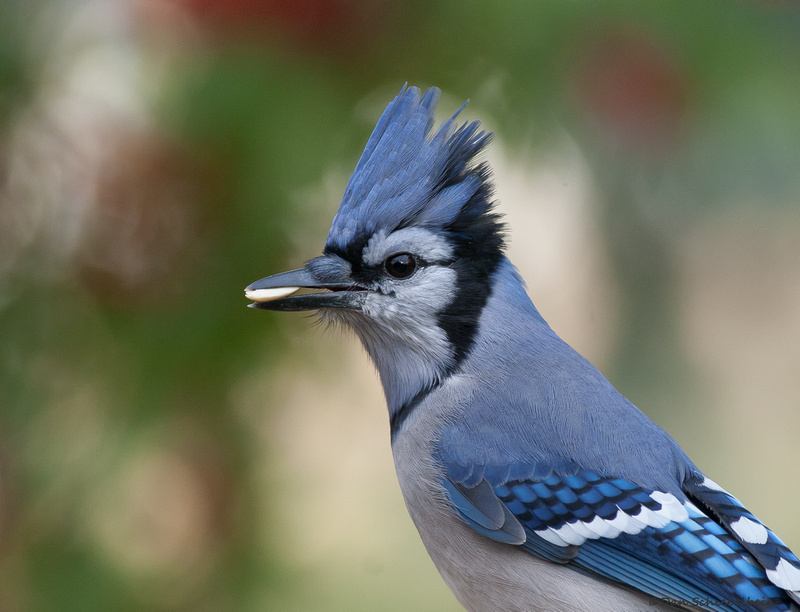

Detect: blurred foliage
1,1,800,611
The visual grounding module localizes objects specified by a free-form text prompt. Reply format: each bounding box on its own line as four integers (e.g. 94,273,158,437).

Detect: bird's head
246,86,505,412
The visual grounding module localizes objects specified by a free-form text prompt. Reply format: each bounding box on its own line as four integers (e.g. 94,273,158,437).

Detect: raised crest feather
326,86,498,255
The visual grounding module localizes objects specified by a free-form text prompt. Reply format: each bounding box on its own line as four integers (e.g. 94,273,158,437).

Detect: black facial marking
324,235,382,286
327,115,504,420
324,233,368,268
390,380,440,441
390,140,504,440
436,160,505,370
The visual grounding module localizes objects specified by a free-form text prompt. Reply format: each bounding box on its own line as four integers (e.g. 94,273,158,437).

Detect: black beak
245,263,367,311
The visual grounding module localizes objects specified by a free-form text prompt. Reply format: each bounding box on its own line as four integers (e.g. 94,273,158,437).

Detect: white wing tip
730,516,769,545
766,558,800,591
700,477,726,492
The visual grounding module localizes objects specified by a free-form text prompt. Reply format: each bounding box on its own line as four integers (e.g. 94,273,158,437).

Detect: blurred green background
2,1,800,610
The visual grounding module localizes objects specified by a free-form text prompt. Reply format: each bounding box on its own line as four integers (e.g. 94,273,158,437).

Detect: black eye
384,253,417,279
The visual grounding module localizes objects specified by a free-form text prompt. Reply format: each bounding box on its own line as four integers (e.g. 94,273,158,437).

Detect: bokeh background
2,1,800,610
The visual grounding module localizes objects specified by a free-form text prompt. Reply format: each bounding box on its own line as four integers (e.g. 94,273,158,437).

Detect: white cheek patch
362,227,455,266
359,266,458,375
364,266,458,336
327,241,461,411
392,265,458,310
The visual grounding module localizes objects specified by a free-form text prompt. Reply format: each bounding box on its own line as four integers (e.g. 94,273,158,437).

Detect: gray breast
389,388,685,612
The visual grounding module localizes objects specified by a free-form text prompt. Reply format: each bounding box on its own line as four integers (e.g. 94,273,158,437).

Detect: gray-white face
245,226,463,410
320,227,461,408
353,227,458,344
245,188,506,424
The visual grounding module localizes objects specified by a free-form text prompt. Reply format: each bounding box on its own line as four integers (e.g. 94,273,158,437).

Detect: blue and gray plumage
245,85,800,612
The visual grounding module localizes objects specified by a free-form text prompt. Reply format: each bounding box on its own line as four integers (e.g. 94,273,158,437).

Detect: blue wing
683,474,800,605
441,464,799,612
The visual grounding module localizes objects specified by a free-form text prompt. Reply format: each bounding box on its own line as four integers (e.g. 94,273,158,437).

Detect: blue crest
325,86,495,253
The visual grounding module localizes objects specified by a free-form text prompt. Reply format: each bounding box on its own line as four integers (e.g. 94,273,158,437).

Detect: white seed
245,286,300,302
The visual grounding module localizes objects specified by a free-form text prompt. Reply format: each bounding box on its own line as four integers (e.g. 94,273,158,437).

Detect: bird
245,85,800,612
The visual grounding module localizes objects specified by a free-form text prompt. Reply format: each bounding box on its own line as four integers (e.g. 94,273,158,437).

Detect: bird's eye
384,253,416,279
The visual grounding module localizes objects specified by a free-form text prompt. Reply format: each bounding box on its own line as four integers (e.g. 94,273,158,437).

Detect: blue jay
245,86,800,611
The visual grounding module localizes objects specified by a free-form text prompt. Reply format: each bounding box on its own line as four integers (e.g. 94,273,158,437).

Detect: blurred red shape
573,30,688,154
